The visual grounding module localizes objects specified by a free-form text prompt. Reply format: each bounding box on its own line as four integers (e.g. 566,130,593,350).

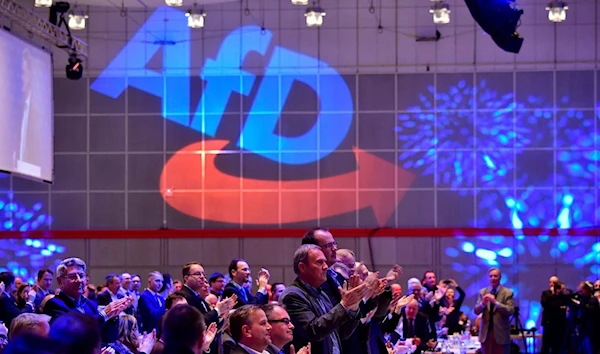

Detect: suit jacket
380,312,436,350
540,289,566,327
222,282,268,308
0,291,33,327
279,278,360,354
265,344,282,354
43,291,119,343
227,344,251,354
474,285,514,345
179,285,222,354
33,288,52,313
138,289,166,334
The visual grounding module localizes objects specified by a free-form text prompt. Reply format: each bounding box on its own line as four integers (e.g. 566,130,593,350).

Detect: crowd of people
8,227,592,354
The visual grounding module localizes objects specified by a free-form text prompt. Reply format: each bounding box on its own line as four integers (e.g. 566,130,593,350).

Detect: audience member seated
0,272,34,327
118,314,156,354
48,312,102,354
227,305,272,354
3,333,62,354
8,313,50,340
223,259,269,308
161,305,206,354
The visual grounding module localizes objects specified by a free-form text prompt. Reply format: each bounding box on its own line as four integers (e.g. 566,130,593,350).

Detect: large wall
1,0,599,331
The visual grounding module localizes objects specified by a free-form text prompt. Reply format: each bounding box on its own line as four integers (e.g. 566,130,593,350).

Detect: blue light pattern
0,188,65,285
398,75,600,334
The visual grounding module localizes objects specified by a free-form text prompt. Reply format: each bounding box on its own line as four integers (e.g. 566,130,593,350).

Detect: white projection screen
0,28,54,183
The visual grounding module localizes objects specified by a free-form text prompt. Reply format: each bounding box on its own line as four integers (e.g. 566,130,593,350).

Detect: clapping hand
202,322,218,351
340,281,369,311
257,268,270,290
385,265,403,282
290,343,311,354
216,294,238,317
394,294,415,314
137,329,156,354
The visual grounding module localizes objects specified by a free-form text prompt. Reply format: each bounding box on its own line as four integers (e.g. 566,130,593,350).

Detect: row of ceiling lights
430,0,569,24
30,0,571,32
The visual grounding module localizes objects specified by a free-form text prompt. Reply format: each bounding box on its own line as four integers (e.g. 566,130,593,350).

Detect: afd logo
91,6,353,165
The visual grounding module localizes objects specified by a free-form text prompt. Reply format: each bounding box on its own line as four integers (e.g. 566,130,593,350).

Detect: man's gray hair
148,271,163,279
56,258,87,278
488,267,502,276
9,313,51,340
293,244,321,274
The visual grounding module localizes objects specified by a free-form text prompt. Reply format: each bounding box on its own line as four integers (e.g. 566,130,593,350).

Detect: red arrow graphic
160,140,416,226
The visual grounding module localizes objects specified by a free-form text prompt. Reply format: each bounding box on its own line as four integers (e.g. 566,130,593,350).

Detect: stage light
65,55,83,80
35,0,52,7
463,0,524,53
165,0,183,6
430,0,451,24
68,8,88,30
292,0,309,5
546,0,568,22
305,5,325,27
186,6,206,28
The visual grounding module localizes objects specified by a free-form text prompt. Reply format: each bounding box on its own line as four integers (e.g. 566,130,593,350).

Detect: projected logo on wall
92,6,416,226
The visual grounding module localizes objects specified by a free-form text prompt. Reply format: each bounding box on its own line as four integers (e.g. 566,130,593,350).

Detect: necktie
407,319,414,338
489,288,497,331
201,299,209,312
155,294,162,307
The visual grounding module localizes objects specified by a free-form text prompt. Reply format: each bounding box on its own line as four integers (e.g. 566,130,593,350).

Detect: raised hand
290,342,311,354
216,294,238,317
349,274,362,289
389,291,402,310
385,265,403,282
202,322,218,351
137,329,156,354
394,294,415,314
257,268,270,290
340,282,369,311
100,347,116,354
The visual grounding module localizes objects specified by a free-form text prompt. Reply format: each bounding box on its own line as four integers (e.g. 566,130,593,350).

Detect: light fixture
186,4,206,28
68,8,88,30
165,0,183,7
430,0,450,24
35,0,52,7
291,0,309,5
305,5,325,27
546,0,568,22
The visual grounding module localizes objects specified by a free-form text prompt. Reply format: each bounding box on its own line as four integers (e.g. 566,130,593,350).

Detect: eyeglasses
62,273,86,281
269,318,292,325
321,241,337,249
188,272,206,278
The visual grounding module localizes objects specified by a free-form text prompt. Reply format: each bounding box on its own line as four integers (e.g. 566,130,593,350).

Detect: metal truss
0,0,87,57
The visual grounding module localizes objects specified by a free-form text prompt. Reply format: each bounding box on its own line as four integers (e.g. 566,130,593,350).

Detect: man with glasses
262,304,310,354
43,257,129,344
180,261,237,354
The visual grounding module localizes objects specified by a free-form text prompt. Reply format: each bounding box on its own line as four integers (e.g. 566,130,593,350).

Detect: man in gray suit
474,267,514,354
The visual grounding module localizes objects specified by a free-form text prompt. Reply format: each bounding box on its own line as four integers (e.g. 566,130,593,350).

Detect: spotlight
305,5,325,27
463,0,524,53
546,0,568,22
65,55,83,80
430,0,451,24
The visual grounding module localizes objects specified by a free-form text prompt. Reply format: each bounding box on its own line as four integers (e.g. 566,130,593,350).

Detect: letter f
191,26,273,136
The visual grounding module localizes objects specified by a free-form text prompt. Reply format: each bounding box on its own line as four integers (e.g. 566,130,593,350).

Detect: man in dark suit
540,276,566,354
280,244,369,354
301,228,397,354
227,305,273,354
0,271,34,327
382,299,437,352
474,267,514,354
138,271,166,334
97,274,133,315
42,258,128,344
180,262,237,354
29,268,54,313
223,258,269,309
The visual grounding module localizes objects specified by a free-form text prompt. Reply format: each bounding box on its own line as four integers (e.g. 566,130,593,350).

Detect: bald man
541,276,566,354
